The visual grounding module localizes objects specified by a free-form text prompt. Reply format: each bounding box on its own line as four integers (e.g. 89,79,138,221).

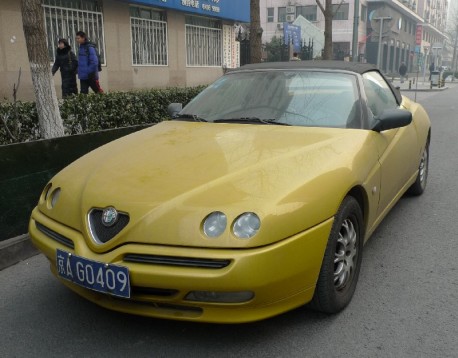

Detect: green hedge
0,86,205,145
442,71,458,80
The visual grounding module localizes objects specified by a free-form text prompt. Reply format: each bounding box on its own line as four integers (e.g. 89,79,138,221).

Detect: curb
400,86,449,93
0,234,39,271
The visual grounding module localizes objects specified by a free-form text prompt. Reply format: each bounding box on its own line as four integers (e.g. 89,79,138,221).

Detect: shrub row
442,71,458,80
0,86,205,145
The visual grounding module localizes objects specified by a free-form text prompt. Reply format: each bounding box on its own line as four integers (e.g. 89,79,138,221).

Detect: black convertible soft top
233,60,402,104
236,60,377,74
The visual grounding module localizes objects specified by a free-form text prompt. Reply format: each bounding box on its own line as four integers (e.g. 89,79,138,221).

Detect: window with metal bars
42,0,105,63
185,16,222,67
130,6,168,66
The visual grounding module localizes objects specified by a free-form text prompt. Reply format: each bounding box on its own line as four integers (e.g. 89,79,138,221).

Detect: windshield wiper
174,114,208,122
213,117,290,126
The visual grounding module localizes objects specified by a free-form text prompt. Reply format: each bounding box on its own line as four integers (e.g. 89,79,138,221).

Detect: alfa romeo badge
102,207,118,227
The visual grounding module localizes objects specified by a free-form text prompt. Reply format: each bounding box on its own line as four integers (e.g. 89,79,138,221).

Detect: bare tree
446,7,458,74
21,0,64,139
250,0,263,63
316,0,345,60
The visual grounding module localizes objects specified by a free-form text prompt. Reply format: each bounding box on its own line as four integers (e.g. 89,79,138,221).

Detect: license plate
56,249,130,298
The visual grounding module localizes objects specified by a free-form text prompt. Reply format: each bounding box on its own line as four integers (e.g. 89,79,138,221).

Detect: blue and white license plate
56,249,130,298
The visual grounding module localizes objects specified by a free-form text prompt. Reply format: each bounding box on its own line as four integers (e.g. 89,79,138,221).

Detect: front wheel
309,196,363,314
406,142,429,196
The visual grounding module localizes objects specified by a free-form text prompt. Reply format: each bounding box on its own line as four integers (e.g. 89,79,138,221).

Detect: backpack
86,42,102,72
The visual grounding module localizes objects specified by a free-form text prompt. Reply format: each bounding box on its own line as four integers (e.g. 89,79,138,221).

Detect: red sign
416,25,422,46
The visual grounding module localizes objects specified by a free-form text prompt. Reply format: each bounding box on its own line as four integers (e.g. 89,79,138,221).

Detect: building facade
261,0,370,60
0,0,248,101
260,0,448,74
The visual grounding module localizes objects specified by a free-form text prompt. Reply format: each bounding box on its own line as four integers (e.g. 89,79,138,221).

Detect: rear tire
309,196,363,314
407,142,429,196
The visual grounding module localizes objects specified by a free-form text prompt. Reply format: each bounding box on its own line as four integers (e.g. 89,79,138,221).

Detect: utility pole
352,0,360,62
374,16,392,70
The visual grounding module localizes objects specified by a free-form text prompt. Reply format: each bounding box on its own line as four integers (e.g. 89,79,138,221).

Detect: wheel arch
346,185,369,236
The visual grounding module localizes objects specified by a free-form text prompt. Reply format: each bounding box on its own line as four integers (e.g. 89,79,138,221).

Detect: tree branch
332,0,346,18
316,0,325,15
1,114,17,141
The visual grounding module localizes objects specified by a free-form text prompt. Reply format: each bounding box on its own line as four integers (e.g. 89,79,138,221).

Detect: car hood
39,121,378,250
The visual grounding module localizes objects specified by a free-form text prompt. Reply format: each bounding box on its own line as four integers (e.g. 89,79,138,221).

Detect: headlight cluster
202,211,261,239
39,183,61,209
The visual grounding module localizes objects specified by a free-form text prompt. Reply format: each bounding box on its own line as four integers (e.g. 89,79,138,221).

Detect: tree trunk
323,0,333,60
316,0,334,60
21,0,64,139
250,0,262,63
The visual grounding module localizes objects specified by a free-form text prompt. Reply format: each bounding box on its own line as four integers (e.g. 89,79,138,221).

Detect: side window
362,71,398,117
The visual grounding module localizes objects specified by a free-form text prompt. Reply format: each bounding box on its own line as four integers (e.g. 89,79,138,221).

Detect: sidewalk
389,74,458,92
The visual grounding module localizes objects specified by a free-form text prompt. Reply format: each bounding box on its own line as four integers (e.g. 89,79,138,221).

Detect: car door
362,71,419,217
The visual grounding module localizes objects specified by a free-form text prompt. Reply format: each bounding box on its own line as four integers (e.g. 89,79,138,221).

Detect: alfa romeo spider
29,61,431,323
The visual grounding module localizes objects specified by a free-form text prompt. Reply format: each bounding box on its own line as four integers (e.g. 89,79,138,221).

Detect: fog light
185,290,254,303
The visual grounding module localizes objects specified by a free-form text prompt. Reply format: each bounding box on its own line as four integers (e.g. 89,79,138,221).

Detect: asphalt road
1,86,458,357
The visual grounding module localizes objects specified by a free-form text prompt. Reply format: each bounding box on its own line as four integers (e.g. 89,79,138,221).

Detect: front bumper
29,207,332,323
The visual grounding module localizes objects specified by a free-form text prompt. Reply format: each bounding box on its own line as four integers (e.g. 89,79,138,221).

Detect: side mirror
372,108,412,132
167,103,183,118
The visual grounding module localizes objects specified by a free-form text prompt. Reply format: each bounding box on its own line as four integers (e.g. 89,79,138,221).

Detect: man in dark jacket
52,38,78,98
76,31,103,94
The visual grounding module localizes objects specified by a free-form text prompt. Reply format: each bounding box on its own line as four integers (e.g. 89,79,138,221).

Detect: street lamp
374,16,392,69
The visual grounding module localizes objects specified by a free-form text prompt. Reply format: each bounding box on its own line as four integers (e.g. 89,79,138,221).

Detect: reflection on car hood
41,121,376,249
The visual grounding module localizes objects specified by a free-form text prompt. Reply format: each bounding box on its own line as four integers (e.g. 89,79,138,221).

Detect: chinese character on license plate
56,249,130,298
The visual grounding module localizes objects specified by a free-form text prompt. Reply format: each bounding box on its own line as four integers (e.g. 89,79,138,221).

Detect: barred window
43,0,105,63
130,6,168,66
185,16,222,67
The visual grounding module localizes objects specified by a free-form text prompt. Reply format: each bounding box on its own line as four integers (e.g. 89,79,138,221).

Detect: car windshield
180,70,361,128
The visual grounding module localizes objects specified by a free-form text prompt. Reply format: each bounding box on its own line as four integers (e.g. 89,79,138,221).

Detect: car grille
36,222,75,249
88,209,129,244
124,254,231,269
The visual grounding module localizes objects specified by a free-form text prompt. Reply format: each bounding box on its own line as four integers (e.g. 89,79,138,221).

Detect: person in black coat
52,38,78,98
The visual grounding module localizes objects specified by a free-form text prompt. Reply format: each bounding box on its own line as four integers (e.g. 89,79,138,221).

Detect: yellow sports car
29,61,431,323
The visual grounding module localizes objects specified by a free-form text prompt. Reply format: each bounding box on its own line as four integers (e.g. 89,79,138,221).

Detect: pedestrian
290,52,301,61
398,62,407,83
51,38,78,98
429,62,435,81
75,31,103,94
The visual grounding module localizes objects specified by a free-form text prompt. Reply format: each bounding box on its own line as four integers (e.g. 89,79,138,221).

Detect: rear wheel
407,142,429,196
309,196,363,313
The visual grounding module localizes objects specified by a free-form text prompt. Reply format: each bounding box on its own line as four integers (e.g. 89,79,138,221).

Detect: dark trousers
80,78,103,94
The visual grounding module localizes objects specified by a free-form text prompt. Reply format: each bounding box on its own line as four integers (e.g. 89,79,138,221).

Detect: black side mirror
372,109,412,132
167,103,183,118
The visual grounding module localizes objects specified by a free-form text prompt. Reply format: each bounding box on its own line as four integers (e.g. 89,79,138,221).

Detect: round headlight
203,211,227,238
232,213,261,239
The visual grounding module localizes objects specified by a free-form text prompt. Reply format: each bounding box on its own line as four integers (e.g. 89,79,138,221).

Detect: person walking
429,62,435,81
75,31,103,94
398,62,407,83
51,38,78,98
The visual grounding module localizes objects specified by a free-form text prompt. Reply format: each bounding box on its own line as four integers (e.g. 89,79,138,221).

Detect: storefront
0,0,249,101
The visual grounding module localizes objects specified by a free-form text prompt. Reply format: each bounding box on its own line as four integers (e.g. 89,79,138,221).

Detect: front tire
309,196,363,314
406,142,429,196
